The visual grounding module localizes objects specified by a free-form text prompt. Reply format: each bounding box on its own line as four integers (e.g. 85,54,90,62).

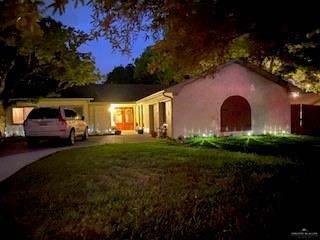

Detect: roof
60,84,162,102
166,59,301,94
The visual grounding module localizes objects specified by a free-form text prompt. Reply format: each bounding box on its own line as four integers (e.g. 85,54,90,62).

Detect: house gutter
162,90,174,138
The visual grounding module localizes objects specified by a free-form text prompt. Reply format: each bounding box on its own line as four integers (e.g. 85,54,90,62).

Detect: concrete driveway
0,134,158,182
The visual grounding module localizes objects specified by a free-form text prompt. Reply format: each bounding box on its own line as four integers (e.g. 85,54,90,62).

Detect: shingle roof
60,84,162,102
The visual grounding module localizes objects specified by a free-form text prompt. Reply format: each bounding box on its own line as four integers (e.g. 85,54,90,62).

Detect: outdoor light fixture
108,105,115,112
291,92,300,98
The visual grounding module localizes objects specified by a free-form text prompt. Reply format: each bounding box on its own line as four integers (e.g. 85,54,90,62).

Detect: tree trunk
0,58,16,96
0,77,5,96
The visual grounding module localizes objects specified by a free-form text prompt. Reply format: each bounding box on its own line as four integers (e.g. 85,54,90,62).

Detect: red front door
114,107,134,130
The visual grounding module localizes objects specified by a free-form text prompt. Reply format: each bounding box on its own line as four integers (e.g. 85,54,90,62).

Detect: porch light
108,105,115,112
291,92,300,98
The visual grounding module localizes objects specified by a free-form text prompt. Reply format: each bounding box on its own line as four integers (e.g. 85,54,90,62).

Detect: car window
27,108,60,119
64,109,78,119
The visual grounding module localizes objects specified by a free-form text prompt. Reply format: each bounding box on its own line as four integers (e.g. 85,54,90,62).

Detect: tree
0,0,43,95
0,0,100,104
106,47,176,86
106,64,135,84
50,0,320,90
134,47,176,86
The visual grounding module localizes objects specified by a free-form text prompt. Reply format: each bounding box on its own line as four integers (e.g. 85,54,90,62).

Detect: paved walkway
0,134,158,182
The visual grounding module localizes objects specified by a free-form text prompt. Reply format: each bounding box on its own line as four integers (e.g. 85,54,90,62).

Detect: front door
114,107,134,130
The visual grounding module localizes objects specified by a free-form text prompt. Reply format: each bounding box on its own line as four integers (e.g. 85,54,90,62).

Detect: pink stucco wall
172,63,291,138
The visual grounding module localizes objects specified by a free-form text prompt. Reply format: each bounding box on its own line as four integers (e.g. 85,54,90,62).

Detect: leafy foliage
49,0,320,90
134,46,178,86
0,1,100,104
106,47,175,86
106,64,135,84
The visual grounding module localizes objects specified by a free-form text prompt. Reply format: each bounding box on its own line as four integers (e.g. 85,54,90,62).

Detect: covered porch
88,102,137,135
136,90,173,138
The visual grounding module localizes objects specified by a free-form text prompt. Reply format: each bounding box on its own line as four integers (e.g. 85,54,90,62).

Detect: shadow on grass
0,208,26,240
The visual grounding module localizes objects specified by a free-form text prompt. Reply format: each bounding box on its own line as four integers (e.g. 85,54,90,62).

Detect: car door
64,109,86,136
64,109,79,135
75,112,87,135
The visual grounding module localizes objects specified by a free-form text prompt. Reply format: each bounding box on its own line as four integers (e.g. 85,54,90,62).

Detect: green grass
0,141,319,239
184,134,320,158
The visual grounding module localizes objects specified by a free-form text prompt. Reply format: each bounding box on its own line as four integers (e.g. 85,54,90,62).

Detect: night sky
44,2,154,75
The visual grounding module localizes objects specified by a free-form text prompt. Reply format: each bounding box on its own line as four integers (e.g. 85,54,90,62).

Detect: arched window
221,96,251,132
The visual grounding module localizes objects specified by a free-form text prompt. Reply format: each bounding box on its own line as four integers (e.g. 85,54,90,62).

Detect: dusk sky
44,2,155,75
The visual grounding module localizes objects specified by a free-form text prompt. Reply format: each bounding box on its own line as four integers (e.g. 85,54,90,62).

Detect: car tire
67,129,75,145
82,127,89,140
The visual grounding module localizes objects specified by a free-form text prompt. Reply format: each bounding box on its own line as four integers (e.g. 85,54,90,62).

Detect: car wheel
82,127,89,140
67,129,75,145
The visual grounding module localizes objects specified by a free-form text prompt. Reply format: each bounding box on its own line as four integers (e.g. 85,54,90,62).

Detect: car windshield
27,108,60,119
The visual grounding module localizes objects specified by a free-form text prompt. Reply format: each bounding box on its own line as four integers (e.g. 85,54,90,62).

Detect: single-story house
3,84,162,136
3,60,320,138
136,60,320,138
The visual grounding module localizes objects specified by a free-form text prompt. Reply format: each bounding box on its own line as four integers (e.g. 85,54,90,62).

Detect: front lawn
185,134,320,158
0,142,318,239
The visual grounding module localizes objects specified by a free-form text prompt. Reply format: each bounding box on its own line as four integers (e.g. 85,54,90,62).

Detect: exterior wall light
291,92,300,98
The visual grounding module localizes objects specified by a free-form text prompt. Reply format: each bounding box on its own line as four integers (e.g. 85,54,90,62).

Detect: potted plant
151,131,157,138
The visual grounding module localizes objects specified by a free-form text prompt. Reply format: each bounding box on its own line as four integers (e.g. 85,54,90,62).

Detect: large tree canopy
19,0,320,90
106,64,135,84
106,47,174,86
0,0,100,105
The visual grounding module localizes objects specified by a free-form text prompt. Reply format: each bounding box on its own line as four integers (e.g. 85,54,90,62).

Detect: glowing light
108,104,115,112
247,131,252,136
291,92,300,98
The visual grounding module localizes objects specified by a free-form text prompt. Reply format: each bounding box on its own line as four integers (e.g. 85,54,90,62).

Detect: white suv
24,107,88,146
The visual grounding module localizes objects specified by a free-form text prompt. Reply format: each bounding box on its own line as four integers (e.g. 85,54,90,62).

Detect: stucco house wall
170,63,291,138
